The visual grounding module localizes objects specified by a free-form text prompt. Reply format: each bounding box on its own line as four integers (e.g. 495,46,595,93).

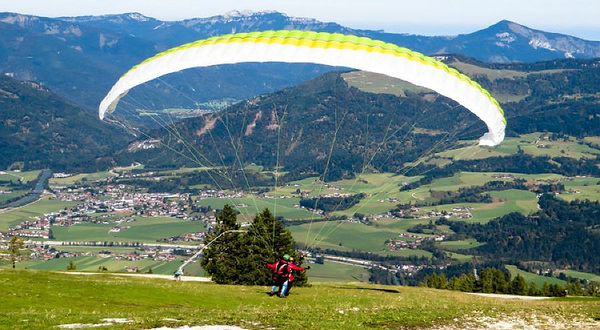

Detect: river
0,169,52,209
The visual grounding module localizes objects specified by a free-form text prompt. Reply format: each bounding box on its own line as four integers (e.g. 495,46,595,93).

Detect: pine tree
241,208,308,286
565,281,584,296
201,206,308,286
510,274,527,295
527,282,539,296
477,268,495,293
458,274,476,292
200,204,244,284
540,282,551,296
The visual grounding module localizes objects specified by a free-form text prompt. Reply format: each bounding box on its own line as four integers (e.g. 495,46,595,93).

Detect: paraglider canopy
99,30,506,146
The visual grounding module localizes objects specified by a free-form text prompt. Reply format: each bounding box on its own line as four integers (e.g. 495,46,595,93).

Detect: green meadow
5,255,185,275
49,171,115,186
418,189,538,224
505,265,567,287
0,270,597,330
289,220,431,258
558,270,600,282
439,239,484,251
51,216,205,243
0,197,78,231
195,195,316,221
307,261,370,283
435,133,600,162
0,170,41,184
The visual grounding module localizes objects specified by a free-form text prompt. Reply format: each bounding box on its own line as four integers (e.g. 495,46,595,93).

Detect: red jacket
268,260,306,281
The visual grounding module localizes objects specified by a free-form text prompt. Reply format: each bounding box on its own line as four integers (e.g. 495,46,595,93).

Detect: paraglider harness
272,260,291,283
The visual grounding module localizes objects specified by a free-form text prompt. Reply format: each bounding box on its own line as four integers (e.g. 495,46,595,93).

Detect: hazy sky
2,0,599,40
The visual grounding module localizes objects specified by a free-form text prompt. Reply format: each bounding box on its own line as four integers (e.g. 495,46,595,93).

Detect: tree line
420,267,598,297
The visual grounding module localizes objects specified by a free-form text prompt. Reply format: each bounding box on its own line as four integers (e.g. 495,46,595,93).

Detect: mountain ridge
1,10,599,120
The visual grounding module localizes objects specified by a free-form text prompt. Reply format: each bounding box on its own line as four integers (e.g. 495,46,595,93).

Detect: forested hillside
121,57,600,181
0,75,132,171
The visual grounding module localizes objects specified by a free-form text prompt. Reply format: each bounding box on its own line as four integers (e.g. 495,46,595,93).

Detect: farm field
307,261,370,283
195,195,316,221
439,239,484,251
49,171,115,186
419,189,538,223
558,177,600,202
557,270,600,282
342,71,431,96
4,255,186,275
435,133,600,162
0,189,29,203
505,265,567,287
0,170,41,184
51,216,205,243
289,220,430,257
0,197,78,231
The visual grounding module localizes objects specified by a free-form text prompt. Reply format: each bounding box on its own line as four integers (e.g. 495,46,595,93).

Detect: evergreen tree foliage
527,282,539,296
510,274,527,295
201,205,308,286
240,208,308,286
200,204,244,284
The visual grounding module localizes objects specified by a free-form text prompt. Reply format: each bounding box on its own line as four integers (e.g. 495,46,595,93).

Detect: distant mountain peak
222,10,280,19
124,12,152,22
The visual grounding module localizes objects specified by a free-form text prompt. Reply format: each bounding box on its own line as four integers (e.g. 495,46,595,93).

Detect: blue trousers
272,279,289,295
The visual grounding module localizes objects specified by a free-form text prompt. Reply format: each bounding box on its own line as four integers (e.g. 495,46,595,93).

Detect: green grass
289,221,431,258
51,246,141,254
417,189,538,224
420,172,511,192
290,221,399,252
0,270,597,330
439,239,484,251
0,189,29,203
583,136,600,147
558,270,600,282
51,216,205,243
6,255,185,275
308,261,370,283
435,133,600,162
0,170,41,184
196,196,316,221
342,71,432,96
0,197,78,231
445,252,474,262
505,265,567,287
559,177,600,202
49,171,115,186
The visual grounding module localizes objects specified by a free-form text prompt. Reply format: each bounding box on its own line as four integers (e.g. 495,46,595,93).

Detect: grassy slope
505,265,567,287
559,270,600,282
0,270,597,330
308,261,370,283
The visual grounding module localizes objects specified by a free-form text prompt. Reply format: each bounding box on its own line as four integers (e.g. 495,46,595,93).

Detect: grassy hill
0,269,597,330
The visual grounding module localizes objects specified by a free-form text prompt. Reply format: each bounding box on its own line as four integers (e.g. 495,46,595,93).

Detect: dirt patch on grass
432,312,600,330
